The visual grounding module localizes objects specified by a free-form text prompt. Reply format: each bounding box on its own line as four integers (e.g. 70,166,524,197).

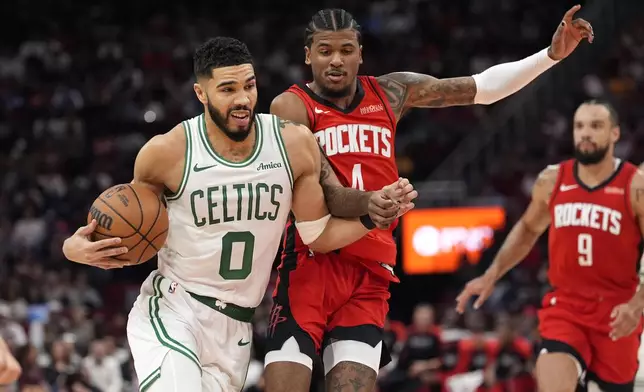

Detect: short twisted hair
304,9,361,47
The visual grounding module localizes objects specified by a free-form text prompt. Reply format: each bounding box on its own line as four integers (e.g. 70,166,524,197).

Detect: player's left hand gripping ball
547,4,594,61
609,302,641,341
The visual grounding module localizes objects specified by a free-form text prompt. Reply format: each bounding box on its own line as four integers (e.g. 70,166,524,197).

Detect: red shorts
265,251,391,368
538,290,643,388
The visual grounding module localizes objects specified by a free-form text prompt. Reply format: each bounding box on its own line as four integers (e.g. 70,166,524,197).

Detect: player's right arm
283,120,391,253
270,93,414,228
455,165,557,313
62,125,184,267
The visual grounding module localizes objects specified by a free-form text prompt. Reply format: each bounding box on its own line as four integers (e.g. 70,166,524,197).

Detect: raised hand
548,5,594,61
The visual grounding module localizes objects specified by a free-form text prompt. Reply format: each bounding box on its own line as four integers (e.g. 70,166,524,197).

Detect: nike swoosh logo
559,184,579,192
238,338,250,346
314,107,329,114
193,163,217,172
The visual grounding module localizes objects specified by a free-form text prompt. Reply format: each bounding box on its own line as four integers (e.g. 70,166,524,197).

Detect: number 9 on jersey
577,233,593,267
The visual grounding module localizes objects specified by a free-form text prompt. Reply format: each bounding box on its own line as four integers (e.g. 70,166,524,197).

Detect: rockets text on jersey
548,159,642,300
283,76,400,278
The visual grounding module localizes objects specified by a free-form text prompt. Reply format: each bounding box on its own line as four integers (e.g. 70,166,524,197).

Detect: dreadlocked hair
304,9,361,47
193,37,254,79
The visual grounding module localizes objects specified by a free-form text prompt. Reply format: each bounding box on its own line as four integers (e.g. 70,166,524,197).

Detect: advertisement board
402,206,506,274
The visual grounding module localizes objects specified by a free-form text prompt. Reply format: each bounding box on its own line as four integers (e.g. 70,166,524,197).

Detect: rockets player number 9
578,233,593,266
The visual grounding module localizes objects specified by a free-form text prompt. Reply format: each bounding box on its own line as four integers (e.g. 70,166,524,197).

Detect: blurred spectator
81,340,123,392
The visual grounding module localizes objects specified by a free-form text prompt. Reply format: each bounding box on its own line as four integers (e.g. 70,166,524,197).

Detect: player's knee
264,362,312,392
322,340,382,375
325,361,377,392
536,353,581,392
145,351,202,392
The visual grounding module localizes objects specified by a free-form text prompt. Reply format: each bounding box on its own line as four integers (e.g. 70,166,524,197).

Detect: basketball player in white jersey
61,37,416,392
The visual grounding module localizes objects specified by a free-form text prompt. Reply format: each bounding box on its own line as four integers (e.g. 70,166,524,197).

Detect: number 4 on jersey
351,163,364,190
577,233,593,266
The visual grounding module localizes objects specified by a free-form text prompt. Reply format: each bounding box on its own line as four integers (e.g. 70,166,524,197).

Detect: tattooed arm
270,93,372,217
376,6,599,120
377,48,559,119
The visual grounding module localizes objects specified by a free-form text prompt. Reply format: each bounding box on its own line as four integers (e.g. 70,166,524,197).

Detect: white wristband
472,48,559,105
296,214,331,245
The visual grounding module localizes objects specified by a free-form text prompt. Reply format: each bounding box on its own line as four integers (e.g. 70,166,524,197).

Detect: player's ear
193,82,208,105
304,46,311,65
359,45,363,65
611,125,620,143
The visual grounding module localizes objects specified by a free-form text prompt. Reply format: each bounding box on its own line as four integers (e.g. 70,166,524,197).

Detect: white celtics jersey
157,113,293,308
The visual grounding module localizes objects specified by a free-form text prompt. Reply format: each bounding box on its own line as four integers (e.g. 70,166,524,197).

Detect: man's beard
207,100,255,142
318,83,353,99
573,143,609,165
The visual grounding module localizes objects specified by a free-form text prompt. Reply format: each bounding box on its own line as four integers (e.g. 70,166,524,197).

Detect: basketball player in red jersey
265,7,594,391
457,100,644,391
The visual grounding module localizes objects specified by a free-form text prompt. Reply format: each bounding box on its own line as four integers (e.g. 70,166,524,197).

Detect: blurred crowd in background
1,0,644,391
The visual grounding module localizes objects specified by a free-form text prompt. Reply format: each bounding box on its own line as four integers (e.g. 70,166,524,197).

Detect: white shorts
127,271,253,392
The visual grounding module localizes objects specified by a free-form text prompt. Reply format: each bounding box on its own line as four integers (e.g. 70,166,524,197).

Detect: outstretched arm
455,165,556,313
483,166,557,282
377,5,593,119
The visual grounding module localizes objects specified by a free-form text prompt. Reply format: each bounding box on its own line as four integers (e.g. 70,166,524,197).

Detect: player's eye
245,84,256,90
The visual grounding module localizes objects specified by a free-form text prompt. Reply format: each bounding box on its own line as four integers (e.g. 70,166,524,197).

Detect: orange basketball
87,183,169,265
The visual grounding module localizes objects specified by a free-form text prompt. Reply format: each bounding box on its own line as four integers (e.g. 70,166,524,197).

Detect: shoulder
270,92,310,127
135,123,187,181
273,116,318,179
274,116,315,149
628,164,644,215
139,123,186,159
533,164,561,202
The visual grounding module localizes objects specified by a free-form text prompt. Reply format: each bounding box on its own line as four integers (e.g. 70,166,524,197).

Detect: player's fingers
91,247,129,261
76,220,97,235
397,178,411,189
402,190,419,203
371,194,396,210
381,189,403,205
397,182,416,197
397,203,415,217
563,4,581,23
572,19,593,33
93,258,128,269
370,205,400,221
89,237,123,251
473,286,493,310
455,288,474,314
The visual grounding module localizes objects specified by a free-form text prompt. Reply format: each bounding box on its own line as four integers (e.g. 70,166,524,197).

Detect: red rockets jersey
548,159,642,301
282,76,400,279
